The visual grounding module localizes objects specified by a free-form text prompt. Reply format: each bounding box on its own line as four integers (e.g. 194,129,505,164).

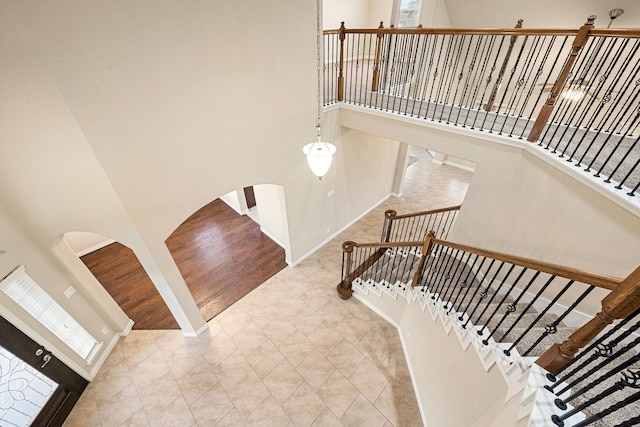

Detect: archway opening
166,184,288,321
64,232,179,329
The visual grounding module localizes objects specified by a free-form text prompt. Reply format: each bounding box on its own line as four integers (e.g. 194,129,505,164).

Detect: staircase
337,206,640,426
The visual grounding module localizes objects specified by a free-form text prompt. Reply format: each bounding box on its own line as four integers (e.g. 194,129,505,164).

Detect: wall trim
89,333,121,379
289,193,393,267
431,158,477,172
183,322,209,338
353,292,429,426
76,239,115,257
260,226,285,249
121,318,135,336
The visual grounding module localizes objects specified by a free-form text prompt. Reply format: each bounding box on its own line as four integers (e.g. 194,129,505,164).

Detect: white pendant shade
303,140,337,178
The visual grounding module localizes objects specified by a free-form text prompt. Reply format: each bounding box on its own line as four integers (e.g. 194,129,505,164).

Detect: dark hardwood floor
166,199,288,321
81,243,179,329
81,199,287,329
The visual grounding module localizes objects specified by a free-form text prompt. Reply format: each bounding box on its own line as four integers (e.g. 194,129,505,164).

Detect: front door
0,315,88,426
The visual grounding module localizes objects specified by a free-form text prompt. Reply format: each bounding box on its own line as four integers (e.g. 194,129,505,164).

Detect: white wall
0,0,321,342
324,0,395,29
0,206,127,380
254,184,290,250
354,289,510,427
6,0,635,380
220,190,247,216
323,0,450,29
398,301,509,427
419,0,451,27
324,0,369,28
368,0,394,27
444,0,640,28
0,0,405,373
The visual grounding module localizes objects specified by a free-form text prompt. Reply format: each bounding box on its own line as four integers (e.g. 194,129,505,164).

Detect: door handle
41,354,51,368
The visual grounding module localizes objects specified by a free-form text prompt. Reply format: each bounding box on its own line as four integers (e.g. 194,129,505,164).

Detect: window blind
1,266,98,360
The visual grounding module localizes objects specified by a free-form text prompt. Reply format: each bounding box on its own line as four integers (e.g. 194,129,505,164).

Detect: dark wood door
0,315,88,426
243,186,256,209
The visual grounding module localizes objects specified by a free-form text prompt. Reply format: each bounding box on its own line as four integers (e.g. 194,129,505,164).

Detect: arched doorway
166,185,289,321
63,232,179,329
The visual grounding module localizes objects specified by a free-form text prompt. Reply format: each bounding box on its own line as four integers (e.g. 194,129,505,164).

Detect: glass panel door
0,346,59,426
0,315,88,427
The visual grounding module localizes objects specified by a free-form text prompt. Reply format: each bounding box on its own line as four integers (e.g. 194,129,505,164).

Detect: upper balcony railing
324,17,640,201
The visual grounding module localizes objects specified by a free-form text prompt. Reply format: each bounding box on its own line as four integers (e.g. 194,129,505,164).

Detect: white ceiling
444,0,639,29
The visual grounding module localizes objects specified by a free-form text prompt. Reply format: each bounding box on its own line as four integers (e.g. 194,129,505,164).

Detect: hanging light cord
301,0,336,180
316,0,322,134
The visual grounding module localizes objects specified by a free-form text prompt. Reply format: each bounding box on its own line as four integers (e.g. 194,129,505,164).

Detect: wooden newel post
371,21,385,92
527,15,596,142
536,265,640,374
601,265,640,319
337,22,346,102
382,209,397,243
337,241,355,300
485,19,523,112
411,231,436,287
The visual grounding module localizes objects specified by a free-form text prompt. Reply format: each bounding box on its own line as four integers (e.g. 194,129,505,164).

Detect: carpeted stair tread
554,348,640,427
499,326,577,357
480,310,560,334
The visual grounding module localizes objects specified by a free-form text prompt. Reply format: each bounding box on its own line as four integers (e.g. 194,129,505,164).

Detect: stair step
481,311,561,338
352,242,640,427
500,326,576,358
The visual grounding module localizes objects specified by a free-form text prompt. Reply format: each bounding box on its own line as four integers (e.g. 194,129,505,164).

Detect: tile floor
64,151,473,427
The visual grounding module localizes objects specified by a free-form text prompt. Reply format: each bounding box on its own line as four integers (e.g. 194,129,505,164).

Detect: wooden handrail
343,240,425,250
384,204,461,221
325,27,640,38
339,235,622,300
338,227,637,375
588,28,640,38
429,237,623,291
536,265,640,373
325,27,581,36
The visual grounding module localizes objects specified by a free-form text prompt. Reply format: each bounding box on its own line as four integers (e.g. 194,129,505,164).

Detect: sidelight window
0,266,100,361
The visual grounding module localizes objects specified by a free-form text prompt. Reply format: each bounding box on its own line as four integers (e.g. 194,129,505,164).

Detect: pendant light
303,0,336,179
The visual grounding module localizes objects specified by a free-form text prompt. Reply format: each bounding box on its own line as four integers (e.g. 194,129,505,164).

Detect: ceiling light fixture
561,86,586,101
607,8,624,28
303,0,336,179
559,9,624,102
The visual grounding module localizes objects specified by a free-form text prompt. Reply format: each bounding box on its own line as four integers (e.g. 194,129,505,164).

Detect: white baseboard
183,322,209,337
432,158,476,172
398,320,430,427
353,292,427,427
121,319,135,336
89,333,121,379
353,292,400,328
260,227,285,249
289,193,392,267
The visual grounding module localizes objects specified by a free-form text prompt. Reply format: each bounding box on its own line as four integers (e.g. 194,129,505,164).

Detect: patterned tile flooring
64,152,473,426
